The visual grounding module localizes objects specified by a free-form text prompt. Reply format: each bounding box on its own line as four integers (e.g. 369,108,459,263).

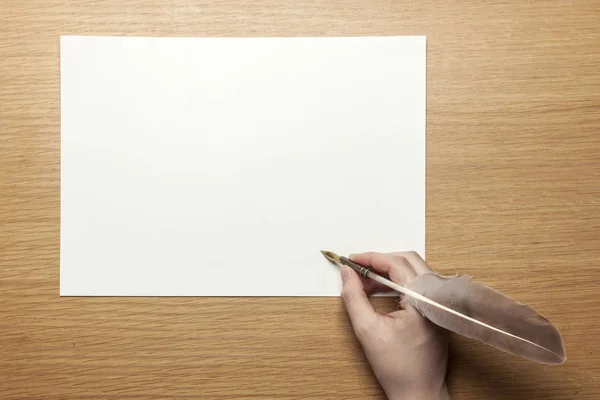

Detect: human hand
340,252,450,400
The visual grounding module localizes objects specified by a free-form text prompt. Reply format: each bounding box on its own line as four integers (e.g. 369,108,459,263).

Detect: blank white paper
60,35,426,296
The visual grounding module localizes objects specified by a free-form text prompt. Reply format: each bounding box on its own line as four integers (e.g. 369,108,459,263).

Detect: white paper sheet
59,35,426,296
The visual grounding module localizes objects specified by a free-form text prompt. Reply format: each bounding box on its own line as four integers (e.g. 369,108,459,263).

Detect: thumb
340,265,377,335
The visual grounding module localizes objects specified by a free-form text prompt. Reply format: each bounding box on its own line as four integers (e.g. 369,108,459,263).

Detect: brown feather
405,273,566,365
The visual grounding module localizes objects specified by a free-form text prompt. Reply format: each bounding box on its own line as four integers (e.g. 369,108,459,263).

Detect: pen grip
339,256,371,278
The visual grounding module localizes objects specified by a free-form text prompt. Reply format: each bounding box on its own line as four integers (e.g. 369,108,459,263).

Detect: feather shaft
367,271,556,357
320,250,565,364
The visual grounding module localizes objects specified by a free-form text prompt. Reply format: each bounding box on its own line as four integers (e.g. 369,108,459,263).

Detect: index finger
349,252,417,285
389,251,432,275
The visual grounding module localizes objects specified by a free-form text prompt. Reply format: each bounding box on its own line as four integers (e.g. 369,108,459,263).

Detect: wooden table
1,1,599,399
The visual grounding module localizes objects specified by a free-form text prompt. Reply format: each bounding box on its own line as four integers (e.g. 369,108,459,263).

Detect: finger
363,278,395,295
389,251,432,275
349,252,417,285
340,265,378,335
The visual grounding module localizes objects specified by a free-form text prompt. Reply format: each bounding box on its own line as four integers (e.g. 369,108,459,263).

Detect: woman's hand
340,251,450,400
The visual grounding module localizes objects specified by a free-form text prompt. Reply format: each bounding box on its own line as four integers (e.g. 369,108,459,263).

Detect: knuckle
408,250,425,263
389,256,412,283
373,253,392,267
394,255,410,267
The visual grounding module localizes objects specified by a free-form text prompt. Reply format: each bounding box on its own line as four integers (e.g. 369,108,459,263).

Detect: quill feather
320,251,565,364
403,273,566,365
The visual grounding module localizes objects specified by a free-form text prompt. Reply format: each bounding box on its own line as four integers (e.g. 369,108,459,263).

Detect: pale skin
340,252,451,400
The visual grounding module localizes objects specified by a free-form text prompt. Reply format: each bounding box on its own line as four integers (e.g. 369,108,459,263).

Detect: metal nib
321,250,341,264
321,250,370,278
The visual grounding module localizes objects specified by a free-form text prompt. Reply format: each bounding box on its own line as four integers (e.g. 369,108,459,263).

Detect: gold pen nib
321,250,341,264
321,250,366,277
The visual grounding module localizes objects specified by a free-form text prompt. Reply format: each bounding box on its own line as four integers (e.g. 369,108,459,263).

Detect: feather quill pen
321,251,566,365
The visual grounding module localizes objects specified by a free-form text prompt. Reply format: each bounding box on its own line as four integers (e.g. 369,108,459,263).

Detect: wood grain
1,1,599,399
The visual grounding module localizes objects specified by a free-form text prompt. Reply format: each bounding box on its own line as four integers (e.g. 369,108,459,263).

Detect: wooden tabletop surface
1,1,599,399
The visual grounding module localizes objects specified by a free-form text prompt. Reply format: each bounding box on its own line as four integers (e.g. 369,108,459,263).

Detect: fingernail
340,265,350,282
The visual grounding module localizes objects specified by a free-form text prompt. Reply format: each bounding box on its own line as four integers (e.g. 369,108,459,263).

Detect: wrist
386,385,451,400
